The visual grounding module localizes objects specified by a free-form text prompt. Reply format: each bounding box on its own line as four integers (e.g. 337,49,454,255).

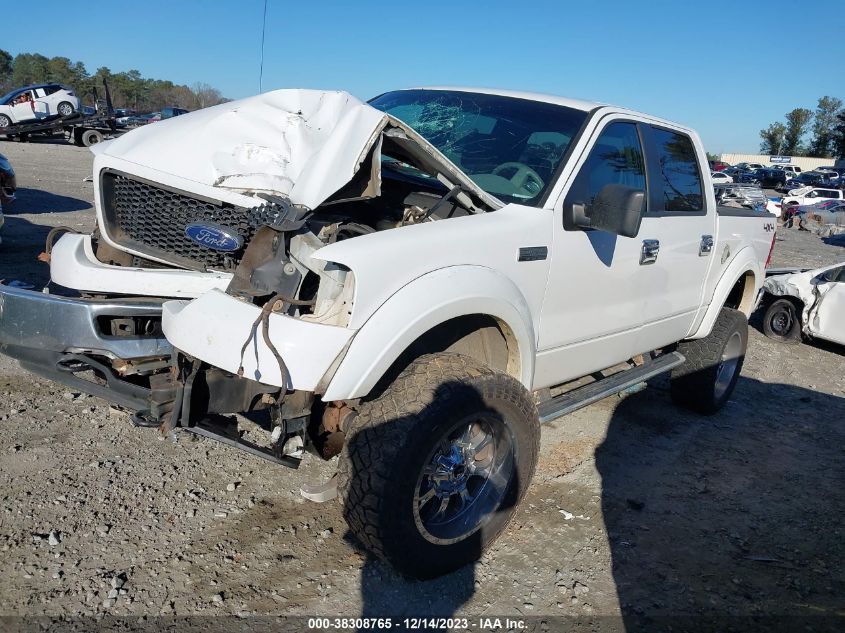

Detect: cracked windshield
370,89,587,206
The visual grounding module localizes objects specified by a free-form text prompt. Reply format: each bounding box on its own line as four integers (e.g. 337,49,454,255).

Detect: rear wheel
338,353,539,578
671,308,748,414
0,114,10,129
762,298,802,343
57,101,75,116
81,129,103,147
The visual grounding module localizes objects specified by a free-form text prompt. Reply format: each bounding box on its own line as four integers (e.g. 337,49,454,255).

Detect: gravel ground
0,141,843,629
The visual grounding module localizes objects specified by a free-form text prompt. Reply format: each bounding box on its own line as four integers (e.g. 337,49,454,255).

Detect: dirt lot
0,140,843,630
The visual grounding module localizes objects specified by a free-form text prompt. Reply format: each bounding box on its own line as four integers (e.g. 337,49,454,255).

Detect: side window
567,121,646,211
648,127,704,212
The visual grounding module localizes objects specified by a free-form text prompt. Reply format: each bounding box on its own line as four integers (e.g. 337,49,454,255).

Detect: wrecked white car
760,263,845,345
0,88,776,578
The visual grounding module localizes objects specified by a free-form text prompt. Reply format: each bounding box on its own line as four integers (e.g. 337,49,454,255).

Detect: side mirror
566,184,645,238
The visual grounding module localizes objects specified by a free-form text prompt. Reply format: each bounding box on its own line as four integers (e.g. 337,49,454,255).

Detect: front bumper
51,233,233,298
162,290,355,391
0,283,170,409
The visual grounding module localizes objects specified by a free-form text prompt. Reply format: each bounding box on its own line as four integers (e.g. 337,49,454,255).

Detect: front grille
100,171,255,270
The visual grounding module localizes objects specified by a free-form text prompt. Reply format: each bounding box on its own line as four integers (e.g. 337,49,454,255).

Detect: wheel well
762,292,804,312
371,314,519,397
724,271,757,316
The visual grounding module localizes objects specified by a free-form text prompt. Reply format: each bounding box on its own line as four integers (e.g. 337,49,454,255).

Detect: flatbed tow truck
0,81,124,147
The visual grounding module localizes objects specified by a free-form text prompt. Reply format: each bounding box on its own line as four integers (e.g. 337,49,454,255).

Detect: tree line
0,49,229,113
759,96,844,159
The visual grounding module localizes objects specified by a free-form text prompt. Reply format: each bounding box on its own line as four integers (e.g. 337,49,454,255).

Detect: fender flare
688,246,762,339
320,266,537,401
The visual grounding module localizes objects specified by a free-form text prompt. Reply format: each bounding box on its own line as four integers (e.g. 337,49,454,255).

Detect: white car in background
781,186,845,208
0,84,81,128
761,263,845,345
711,171,733,183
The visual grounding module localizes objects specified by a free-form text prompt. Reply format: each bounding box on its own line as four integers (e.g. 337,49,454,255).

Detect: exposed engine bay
225,159,483,326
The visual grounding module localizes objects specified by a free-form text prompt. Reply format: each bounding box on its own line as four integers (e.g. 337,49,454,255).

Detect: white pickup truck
0,88,776,578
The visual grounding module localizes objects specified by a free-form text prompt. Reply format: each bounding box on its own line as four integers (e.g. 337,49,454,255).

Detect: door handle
699,234,714,256
640,239,660,265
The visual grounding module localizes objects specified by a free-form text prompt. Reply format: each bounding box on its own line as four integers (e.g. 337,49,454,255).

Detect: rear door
635,124,716,353
31,87,51,118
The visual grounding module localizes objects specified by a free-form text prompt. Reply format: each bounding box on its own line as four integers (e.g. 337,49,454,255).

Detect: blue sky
5,0,843,154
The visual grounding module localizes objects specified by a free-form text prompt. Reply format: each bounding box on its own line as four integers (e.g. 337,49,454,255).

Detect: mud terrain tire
338,353,539,579
670,307,748,415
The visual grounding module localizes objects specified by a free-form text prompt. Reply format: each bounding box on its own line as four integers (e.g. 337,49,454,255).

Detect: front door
10,91,36,123
535,119,648,388
811,266,845,345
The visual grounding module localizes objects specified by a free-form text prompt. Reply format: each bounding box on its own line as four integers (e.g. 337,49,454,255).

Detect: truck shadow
6,187,92,214
0,216,51,287
749,307,844,356
596,375,845,631
341,380,519,631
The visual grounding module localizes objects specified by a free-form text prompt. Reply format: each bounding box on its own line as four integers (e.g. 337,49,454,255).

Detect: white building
719,153,838,171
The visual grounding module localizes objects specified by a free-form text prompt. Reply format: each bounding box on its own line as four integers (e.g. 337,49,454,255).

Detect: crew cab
0,88,776,578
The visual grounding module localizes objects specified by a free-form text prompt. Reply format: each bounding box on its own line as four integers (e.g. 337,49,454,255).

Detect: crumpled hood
97,89,497,211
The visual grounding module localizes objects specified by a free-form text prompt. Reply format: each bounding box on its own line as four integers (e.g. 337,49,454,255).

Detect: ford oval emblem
184,222,243,252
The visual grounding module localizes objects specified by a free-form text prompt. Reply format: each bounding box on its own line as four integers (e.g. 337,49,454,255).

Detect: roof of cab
409,86,604,112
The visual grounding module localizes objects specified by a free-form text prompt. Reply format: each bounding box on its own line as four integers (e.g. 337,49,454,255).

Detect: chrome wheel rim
58,103,73,116
715,331,743,400
413,415,514,545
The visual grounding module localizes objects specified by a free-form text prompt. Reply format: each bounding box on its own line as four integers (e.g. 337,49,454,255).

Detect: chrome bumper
0,283,171,410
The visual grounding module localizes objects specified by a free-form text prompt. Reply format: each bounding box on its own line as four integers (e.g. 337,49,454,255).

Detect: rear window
648,126,703,212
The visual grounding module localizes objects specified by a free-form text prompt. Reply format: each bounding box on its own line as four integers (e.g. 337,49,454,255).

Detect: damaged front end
0,89,495,468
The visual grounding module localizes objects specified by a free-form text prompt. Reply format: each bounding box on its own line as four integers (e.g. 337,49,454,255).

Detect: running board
537,352,685,424
183,420,301,469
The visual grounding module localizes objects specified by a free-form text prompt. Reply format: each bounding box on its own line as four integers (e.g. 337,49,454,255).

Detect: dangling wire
259,0,268,93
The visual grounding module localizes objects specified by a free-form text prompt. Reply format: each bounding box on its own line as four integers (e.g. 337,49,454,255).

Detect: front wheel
0,114,11,129
671,307,748,414
762,298,802,343
338,353,539,578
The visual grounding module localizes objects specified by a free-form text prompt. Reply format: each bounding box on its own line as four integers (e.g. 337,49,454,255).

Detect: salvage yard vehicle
714,182,780,216
782,186,845,208
0,80,124,147
0,88,777,578
760,263,845,345
711,171,733,184
0,83,80,127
